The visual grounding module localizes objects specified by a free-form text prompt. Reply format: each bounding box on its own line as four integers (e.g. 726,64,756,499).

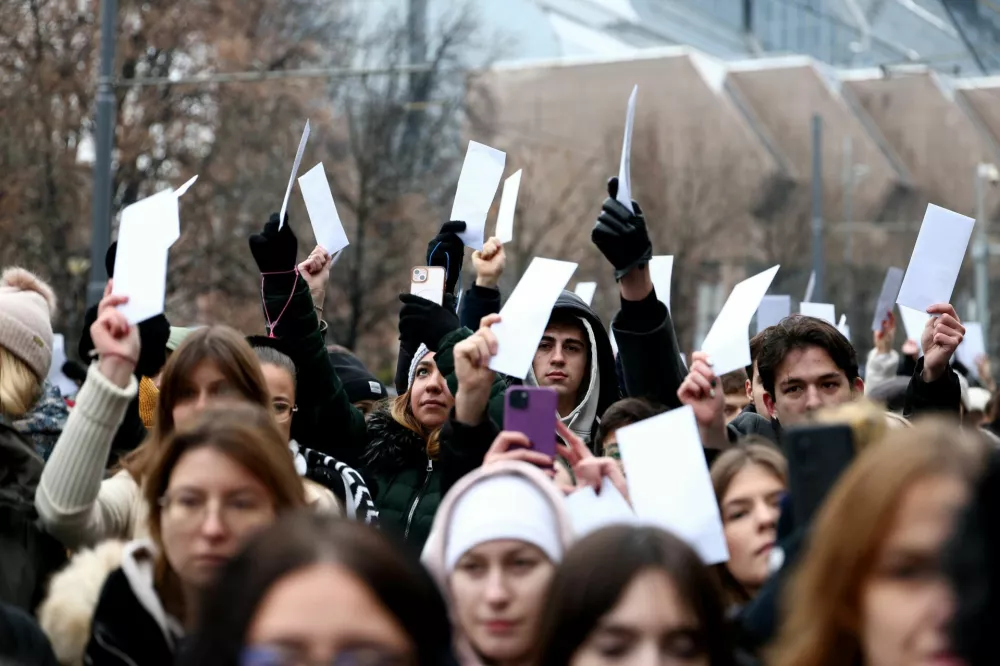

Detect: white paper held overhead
896,204,975,312
451,141,506,250
837,314,851,340
488,258,577,379
871,267,904,332
803,271,816,303
564,478,637,538
616,85,638,214
298,163,349,256
649,255,673,311
800,302,836,326
898,306,932,352
618,406,729,564
279,120,311,227
494,169,522,244
700,265,780,375
113,191,179,323
757,295,790,333
574,282,597,306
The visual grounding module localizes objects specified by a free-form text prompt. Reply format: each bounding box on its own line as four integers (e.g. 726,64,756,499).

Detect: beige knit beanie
0,267,56,379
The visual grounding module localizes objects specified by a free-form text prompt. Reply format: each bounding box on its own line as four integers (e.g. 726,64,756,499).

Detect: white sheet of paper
899,306,932,352
489,258,577,379
574,281,597,306
649,255,673,311
957,322,986,375
298,162,349,255
872,267,904,331
616,85,638,214
279,120,311,227
494,169,521,244
896,204,975,312
174,175,198,198
451,141,506,250
800,302,836,325
700,265,780,375
757,295,790,333
113,210,171,324
46,334,78,398
837,314,851,339
618,406,729,564
564,478,638,538
804,271,816,303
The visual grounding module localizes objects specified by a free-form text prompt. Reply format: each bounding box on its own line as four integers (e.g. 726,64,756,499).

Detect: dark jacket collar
362,406,429,474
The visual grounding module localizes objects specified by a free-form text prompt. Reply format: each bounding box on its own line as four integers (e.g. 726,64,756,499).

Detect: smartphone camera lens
413,269,426,282
510,390,529,410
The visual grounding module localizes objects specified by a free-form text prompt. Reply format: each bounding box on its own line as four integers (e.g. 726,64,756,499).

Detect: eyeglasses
240,645,411,666
159,492,273,532
273,401,298,423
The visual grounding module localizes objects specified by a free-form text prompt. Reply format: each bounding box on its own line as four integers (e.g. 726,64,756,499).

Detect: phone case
410,266,446,306
503,387,559,458
786,423,855,528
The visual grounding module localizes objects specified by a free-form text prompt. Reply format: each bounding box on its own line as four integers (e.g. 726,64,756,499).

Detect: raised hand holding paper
616,85,638,214
757,295,790,333
574,281,597,306
649,255,673,310
451,141,506,250
896,204,975,312
700,265,780,375
495,169,522,244
871,267,904,331
279,120,311,227
298,163,349,255
565,478,637,538
618,405,728,564
113,189,181,324
899,306,932,352
488,258,577,379
800,302,836,325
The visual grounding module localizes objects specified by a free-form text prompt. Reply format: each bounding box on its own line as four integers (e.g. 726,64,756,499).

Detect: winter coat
0,602,59,666
421,461,576,666
0,419,67,612
291,441,380,526
85,541,181,666
37,364,340,550
38,540,126,666
865,348,900,395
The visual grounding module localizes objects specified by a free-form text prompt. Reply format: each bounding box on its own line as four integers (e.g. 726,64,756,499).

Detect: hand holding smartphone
410,266,446,305
503,387,558,458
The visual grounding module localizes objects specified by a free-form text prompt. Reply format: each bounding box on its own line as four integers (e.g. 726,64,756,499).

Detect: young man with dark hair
720,368,750,424
595,397,665,458
744,328,772,416
679,304,966,450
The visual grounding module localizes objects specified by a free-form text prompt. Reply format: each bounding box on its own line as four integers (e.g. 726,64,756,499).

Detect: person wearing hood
40,405,306,666
422,459,575,666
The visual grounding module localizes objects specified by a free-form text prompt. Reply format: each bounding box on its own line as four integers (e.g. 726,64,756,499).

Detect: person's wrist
98,355,135,388
921,359,944,383
619,265,653,301
455,388,489,425
476,275,499,289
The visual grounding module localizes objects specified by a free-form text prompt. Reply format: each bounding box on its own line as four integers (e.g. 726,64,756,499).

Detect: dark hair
252,345,296,381
596,398,664,448
756,315,859,398
721,368,748,396
533,526,736,666
746,328,772,379
184,512,453,666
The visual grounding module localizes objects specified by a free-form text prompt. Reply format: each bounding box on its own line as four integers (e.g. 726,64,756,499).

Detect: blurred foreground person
710,442,787,609
534,525,737,666
770,420,985,666
185,512,454,666
39,405,305,666
423,460,575,665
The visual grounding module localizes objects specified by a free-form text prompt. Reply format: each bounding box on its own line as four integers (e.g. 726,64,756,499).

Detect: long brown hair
143,403,306,622
769,419,986,666
709,440,788,606
390,394,442,459
119,326,272,483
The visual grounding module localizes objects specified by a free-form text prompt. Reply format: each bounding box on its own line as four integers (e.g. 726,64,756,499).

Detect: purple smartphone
503,386,559,457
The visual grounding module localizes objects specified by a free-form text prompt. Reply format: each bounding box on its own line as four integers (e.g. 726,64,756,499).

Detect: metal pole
811,114,825,302
86,0,118,308
974,166,990,350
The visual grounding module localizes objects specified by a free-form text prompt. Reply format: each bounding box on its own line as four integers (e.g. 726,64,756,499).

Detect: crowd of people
0,175,998,666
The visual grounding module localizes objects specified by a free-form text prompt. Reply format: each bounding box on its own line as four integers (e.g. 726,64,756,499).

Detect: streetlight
974,162,998,353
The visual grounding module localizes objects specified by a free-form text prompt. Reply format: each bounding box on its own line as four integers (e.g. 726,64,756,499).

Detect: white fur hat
0,267,56,379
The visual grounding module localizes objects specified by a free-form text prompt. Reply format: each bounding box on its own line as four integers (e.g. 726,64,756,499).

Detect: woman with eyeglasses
78,403,306,666
36,287,338,552
184,512,454,666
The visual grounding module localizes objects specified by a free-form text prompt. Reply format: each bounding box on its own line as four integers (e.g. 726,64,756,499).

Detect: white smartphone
409,266,446,305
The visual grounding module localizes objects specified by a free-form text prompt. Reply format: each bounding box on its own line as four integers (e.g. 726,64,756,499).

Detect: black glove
105,242,118,278
427,221,467,296
398,293,460,352
592,177,653,281
249,213,298,274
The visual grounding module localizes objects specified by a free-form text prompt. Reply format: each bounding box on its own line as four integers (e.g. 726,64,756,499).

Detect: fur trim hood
361,404,429,474
38,539,126,666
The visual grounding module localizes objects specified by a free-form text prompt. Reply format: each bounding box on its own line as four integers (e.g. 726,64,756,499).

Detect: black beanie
329,350,388,404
